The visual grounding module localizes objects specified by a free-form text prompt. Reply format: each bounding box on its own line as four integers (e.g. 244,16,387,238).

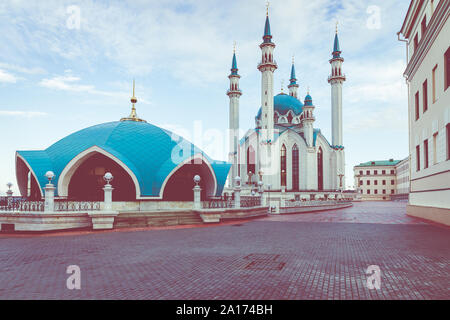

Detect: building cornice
403,0,449,80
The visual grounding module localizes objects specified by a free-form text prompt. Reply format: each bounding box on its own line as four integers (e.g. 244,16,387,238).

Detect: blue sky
0,0,411,194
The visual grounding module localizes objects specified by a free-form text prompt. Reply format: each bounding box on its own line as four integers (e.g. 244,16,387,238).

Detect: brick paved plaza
0,202,449,300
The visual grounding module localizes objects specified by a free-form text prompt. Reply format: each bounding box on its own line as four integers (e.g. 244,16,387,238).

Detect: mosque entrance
163,161,215,201
67,153,136,201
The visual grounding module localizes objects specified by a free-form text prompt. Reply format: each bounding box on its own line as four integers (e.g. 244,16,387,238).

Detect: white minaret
227,44,242,187
288,56,299,99
328,25,346,189
257,4,277,144
302,91,315,147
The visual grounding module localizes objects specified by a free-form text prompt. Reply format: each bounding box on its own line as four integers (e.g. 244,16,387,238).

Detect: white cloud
0,110,47,117
0,62,45,75
0,69,17,83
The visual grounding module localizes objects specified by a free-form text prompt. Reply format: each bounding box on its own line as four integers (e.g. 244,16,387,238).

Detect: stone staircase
114,210,204,228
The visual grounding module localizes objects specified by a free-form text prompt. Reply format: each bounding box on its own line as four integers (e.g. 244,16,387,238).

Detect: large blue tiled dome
256,93,304,119
16,121,230,198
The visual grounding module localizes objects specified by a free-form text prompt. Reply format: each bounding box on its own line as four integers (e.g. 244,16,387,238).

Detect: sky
0,0,411,195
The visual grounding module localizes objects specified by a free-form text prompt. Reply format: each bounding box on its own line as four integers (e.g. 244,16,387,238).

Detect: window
390,170,395,174
432,65,437,103
374,180,378,185
359,170,363,176
359,180,363,186
317,147,323,191
382,170,386,174
247,146,256,176
382,189,386,194
366,170,370,175
391,180,395,185
446,47,450,91
424,139,429,168
292,144,299,190
414,33,419,52
374,190,378,194
416,145,421,171
415,91,420,120
367,180,370,185
367,190,371,195
374,170,378,175
391,190,395,194
421,16,427,38
433,133,438,164
423,80,428,112
382,180,386,185
280,144,287,187
447,124,450,160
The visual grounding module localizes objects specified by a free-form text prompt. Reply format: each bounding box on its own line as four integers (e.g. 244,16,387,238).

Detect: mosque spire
120,80,146,123
333,21,341,58
263,1,272,43
288,55,299,98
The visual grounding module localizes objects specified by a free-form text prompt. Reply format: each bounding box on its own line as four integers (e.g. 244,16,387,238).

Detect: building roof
17,121,230,197
256,93,304,119
355,160,401,167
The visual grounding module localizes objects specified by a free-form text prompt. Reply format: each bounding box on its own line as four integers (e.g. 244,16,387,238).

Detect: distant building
398,0,450,225
354,159,401,201
394,157,410,200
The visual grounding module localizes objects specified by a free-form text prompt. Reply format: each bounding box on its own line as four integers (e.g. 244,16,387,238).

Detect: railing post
43,172,55,213
6,182,13,208
103,173,114,211
193,175,202,210
234,176,241,209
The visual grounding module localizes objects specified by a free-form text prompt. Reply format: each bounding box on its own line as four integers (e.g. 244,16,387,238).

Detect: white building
395,157,410,198
227,10,345,194
399,0,450,225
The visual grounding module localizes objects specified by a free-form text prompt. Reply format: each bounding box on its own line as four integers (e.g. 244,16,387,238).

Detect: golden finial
266,1,270,16
307,85,310,95
336,21,339,34
292,55,295,64
120,79,146,123
281,79,284,93
233,41,236,53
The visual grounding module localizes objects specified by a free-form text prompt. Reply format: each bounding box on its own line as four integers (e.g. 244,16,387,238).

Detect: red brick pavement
0,201,448,300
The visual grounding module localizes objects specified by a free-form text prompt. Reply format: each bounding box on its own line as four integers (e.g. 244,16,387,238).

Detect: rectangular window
391,190,395,194
391,180,395,185
423,79,428,112
390,170,395,174
414,33,419,52
421,16,427,37
416,145,421,171
359,170,363,175
446,47,450,91
415,91,420,120
382,189,386,194
424,139,429,168
382,170,386,174
366,170,370,175
374,190,378,194
433,133,438,164
359,180,363,186
374,170,378,175
367,190,371,195
382,180,386,185
374,180,378,185
432,65,437,103
447,124,450,160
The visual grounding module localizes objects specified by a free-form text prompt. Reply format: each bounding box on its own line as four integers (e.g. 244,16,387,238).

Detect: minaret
120,80,146,122
302,90,315,147
327,23,346,190
328,24,345,146
227,43,242,187
257,3,277,144
288,56,299,99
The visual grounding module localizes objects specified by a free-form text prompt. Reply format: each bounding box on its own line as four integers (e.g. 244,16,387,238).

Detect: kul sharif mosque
14,5,346,202
227,6,346,193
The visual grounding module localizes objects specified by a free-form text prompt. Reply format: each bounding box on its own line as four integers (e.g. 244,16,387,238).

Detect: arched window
265,52,268,62
280,144,287,187
287,112,293,124
292,144,299,190
274,113,278,124
247,146,255,175
317,147,323,191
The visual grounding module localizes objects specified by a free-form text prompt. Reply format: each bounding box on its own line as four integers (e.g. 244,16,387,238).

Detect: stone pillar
234,186,241,209
44,183,55,213
193,185,202,210
103,184,114,211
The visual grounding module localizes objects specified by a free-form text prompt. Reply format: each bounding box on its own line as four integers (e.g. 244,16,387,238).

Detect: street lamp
45,171,55,184
103,172,114,185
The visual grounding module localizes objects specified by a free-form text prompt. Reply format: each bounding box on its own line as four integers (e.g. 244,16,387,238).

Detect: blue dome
304,94,313,106
256,93,304,119
16,121,230,198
